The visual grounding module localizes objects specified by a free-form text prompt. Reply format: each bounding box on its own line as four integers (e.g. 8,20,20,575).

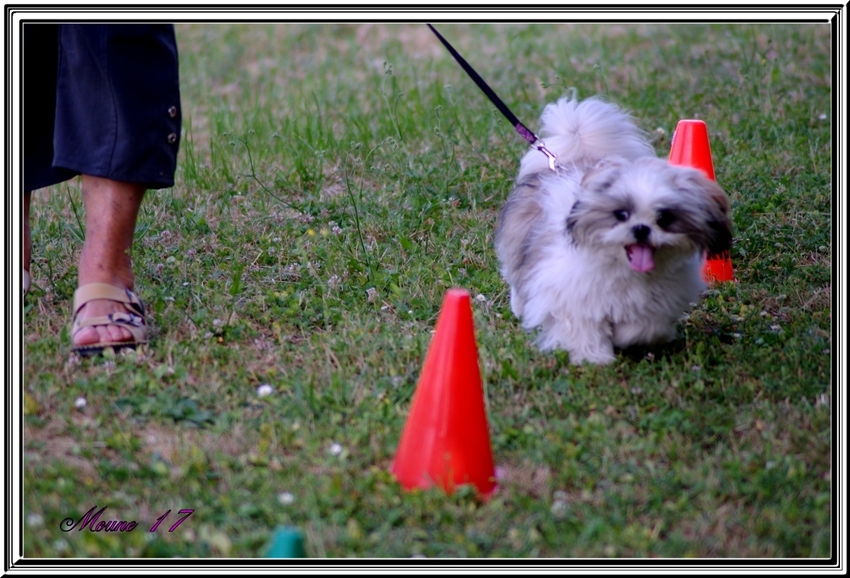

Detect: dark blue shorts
24,24,182,191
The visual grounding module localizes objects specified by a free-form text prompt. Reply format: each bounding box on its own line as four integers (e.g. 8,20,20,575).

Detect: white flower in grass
65,354,82,368
257,384,274,397
212,318,224,327
551,499,569,518
328,274,341,289
818,113,827,120
26,513,44,527
74,397,87,410
475,294,486,303
277,491,295,505
52,539,69,553
328,442,343,456
366,287,378,303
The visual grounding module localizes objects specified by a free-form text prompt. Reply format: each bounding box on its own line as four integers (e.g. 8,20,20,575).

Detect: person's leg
24,191,32,292
51,25,180,351
23,23,79,294
72,175,146,347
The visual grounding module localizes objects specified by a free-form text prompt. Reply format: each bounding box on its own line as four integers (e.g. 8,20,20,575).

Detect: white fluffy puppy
495,97,732,364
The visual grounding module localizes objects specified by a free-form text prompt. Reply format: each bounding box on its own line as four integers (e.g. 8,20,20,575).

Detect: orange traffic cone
390,288,497,498
668,119,735,283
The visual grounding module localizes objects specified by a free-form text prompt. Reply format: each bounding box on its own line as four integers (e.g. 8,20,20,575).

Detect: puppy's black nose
632,224,650,242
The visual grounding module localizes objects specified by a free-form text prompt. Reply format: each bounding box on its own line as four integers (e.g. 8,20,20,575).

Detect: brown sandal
71,283,148,357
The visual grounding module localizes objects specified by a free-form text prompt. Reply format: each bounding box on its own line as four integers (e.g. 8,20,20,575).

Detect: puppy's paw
538,320,617,365
568,348,617,365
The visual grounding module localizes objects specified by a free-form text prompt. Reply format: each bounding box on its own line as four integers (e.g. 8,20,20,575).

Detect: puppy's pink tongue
626,244,655,272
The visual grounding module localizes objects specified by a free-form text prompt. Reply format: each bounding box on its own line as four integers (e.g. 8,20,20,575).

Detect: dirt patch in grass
497,462,552,499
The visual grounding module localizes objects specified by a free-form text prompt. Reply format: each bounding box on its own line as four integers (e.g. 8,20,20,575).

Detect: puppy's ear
675,170,733,257
580,158,627,194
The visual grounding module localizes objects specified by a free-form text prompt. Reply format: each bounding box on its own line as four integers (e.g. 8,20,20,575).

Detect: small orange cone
390,288,497,498
668,119,735,283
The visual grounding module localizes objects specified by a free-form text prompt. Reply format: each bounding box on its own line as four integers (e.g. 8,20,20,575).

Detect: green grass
23,23,832,559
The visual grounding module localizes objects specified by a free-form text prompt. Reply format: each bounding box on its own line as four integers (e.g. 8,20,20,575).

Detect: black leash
427,23,560,172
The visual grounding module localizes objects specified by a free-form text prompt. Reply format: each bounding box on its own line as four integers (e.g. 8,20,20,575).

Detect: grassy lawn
22,22,832,559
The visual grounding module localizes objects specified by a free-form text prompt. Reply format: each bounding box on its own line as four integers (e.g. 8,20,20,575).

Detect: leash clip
516,123,560,172
533,139,560,172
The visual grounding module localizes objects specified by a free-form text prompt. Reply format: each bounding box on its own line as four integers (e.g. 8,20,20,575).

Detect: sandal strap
73,283,145,318
72,312,148,342
71,283,148,346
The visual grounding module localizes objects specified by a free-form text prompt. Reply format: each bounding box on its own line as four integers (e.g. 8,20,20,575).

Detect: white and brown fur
495,97,731,364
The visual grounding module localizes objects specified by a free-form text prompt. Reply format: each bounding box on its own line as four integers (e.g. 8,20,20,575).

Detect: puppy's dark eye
614,210,630,222
657,209,675,228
